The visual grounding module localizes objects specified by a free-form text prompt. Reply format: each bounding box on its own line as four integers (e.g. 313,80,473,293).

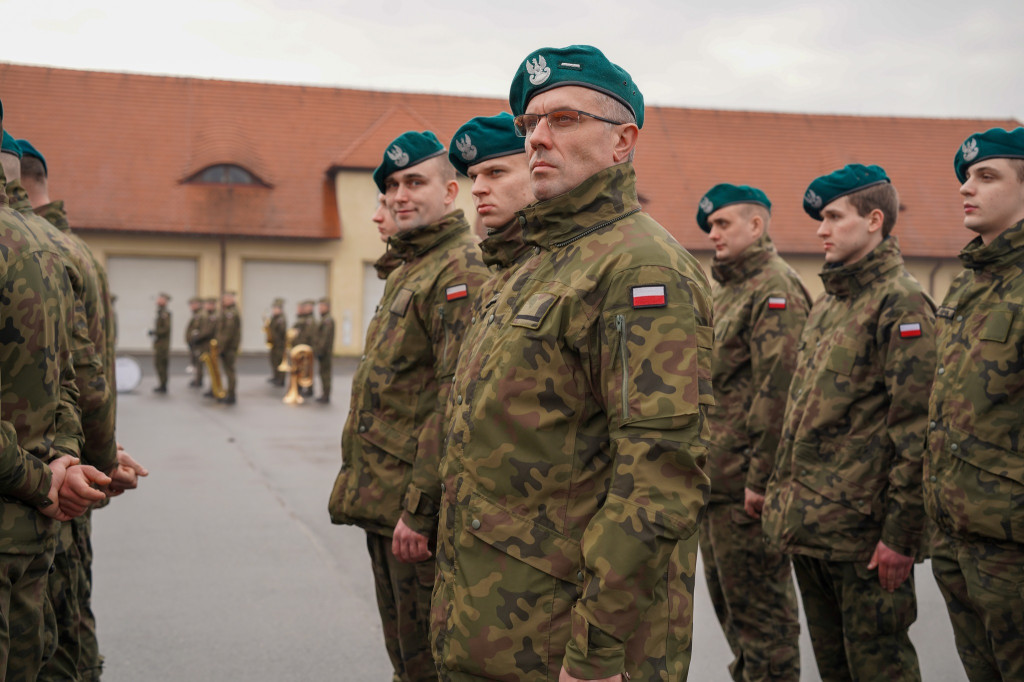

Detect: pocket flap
511,293,557,330
948,426,1024,486
358,411,417,463
794,440,873,515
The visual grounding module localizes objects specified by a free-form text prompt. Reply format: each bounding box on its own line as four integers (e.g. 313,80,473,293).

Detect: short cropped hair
20,155,46,185
591,91,637,162
847,182,900,238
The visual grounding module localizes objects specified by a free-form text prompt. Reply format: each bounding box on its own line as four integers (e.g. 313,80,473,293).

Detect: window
187,164,268,187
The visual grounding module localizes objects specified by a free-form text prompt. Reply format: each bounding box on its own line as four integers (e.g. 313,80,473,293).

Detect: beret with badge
803,164,890,221
696,183,771,233
509,44,644,129
954,127,1024,183
448,112,524,177
373,130,446,193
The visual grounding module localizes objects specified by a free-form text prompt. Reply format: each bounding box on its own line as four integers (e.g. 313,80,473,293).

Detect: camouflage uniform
215,303,241,402
0,168,83,681
192,305,218,397
268,310,287,385
292,311,315,348
314,311,335,400
762,236,935,681
151,302,171,390
329,209,487,682
924,218,1024,681
433,164,713,682
187,304,206,387
701,234,809,682
374,249,403,280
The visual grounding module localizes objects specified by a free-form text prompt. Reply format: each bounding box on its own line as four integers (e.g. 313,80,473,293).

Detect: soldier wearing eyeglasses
432,45,713,682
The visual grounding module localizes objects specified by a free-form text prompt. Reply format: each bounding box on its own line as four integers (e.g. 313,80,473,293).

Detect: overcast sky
4,0,1022,120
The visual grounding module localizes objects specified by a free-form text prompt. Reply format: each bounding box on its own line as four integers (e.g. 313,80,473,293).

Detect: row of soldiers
1,99,148,679
327,45,1024,682
265,297,335,403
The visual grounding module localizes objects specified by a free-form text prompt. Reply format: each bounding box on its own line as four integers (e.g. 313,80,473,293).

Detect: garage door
241,260,329,353
107,256,198,353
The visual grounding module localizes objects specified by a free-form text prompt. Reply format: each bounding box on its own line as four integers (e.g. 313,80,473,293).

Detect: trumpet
200,338,227,400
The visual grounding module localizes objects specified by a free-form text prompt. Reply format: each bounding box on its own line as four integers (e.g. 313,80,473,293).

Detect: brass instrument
200,338,227,400
283,344,315,405
263,315,274,349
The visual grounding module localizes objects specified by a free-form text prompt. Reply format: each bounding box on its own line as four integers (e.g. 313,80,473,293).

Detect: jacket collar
958,219,1024,272
711,234,777,284
389,209,470,262
819,236,904,299
479,218,531,269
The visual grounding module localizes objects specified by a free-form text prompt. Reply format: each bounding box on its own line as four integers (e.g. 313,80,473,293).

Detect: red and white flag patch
446,284,469,302
768,297,787,310
631,285,667,308
899,322,922,338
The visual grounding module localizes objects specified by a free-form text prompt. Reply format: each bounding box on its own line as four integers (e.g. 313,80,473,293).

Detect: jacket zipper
616,314,628,419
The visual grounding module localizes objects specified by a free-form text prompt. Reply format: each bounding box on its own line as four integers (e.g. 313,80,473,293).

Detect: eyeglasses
513,110,626,137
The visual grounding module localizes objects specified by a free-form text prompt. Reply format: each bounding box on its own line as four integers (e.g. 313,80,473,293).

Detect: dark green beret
272,298,285,308
803,164,890,220
0,97,4,121
372,130,446,192
509,45,644,129
1,131,22,159
448,113,525,177
696,184,771,233
188,296,201,304
16,139,46,176
954,127,1024,183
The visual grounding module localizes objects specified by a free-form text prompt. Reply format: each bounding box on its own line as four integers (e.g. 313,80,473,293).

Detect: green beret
372,131,446,192
318,297,331,306
509,45,644,129
803,164,890,220
158,292,172,301
1,131,22,159
954,127,1024,183
188,296,201,304
272,298,285,308
16,139,46,176
696,184,771,233
300,299,315,307
448,113,525,177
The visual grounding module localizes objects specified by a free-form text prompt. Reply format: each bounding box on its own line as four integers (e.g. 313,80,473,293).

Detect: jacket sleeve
745,283,811,492
69,297,118,474
564,266,713,679
878,293,936,557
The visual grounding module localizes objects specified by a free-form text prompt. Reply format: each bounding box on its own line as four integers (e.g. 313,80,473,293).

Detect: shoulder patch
767,296,787,310
631,285,666,309
898,322,922,339
936,305,955,319
511,293,557,330
445,284,469,302
390,288,414,317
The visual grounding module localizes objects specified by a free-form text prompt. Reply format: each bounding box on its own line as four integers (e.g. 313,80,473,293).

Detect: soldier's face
318,304,328,316
157,296,168,307
706,204,763,262
816,196,882,265
468,155,533,230
960,158,1024,243
524,87,623,201
373,196,399,242
385,157,457,231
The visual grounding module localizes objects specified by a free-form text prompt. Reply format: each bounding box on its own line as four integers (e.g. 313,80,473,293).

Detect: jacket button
457,395,463,405
937,367,945,375
440,483,446,493
471,316,476,324
489,314,495,323
929,475,937,483
471,519,481,530
576,571,584,581
534,246,541,255
929,420,936,429
518,216,527,227
956,315,964,322
358,425,367,433
950,443,958,452
800,469,809,476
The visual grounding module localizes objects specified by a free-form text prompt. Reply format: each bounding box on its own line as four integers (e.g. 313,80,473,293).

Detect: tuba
200,338,227,400
282,332,315,405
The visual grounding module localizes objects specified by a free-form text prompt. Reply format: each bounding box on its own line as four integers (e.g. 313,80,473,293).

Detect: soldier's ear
611,123,639,164
443,177,459,207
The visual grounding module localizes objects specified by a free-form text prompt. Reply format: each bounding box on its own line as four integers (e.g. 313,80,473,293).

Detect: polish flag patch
446,284,469,302
899,322,922,338
631,285,667,309
768,297,787,310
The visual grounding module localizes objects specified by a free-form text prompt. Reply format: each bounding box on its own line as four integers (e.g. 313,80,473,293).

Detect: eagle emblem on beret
699,197,714,213
527,55,551,86
387,145,410,168
805,189,823,209
961,138,979,163
455,134,477,162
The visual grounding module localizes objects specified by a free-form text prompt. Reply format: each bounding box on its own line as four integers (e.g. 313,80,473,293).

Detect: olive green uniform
702,234,810,682
925,218,1024,681
268,312,287,385
191,306,218,397
762,237,936,681
215,303,241,402
313,313,335,400
434,164,714,682
151,304,171,390
186,306,205,387
329,210,488,682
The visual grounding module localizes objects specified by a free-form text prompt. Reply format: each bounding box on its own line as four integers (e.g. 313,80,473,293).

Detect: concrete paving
91,354,968,681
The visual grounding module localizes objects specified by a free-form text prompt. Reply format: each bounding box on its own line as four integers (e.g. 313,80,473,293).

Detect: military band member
186,296,205,388
696,183,809,682
193,298,219,398
150,293,172,393
329,130,488,682
267,298,287,386
292,300,316,397
926,127,1024,682
313,298,335,403
434,46,714,682
216,291,241,405
762,164,936,681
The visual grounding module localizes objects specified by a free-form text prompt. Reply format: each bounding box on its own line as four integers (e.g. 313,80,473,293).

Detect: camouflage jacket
153,306,171,350
215,304,241,354
762,237,936,561
187,310,205,349
329,210,488,538
707,235,811,503
314,315,335,358
268,312,287,349
0,173,83,555
373,249,402,280
292,313,315,348
193,310,217,350
925,219,1024,547
435,164,713,682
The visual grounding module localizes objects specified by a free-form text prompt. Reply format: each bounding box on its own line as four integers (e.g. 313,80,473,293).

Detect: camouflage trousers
39,526,81,682
74,514,102,682
698,503,800,681
0,540,57,682
791,554,920,682
930,532,1024,682
317,355,332,398
366,532,437,682
154,347,169,388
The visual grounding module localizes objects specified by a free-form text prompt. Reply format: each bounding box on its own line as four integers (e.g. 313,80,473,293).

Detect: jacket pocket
794,438,879,517
357,410,417,464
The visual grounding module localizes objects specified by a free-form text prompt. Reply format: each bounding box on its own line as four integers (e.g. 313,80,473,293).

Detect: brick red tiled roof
1,63,1017,254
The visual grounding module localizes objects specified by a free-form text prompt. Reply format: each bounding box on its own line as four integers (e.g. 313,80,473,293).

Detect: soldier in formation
149,293,171,393
313,298,334,403
186,296,205,388
215,291,241,405
267,297,287,387
291,300,316,398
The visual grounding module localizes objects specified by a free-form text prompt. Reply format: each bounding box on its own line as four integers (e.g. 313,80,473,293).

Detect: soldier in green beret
186,297,205,388
215,291,241,405
267,298,287,386
372,194,402,279
433,46,714,682
695,183,809,682
313,297,335,403
761,164,936,681
926,127,1024,681
150,293,172,393
329,130,488,682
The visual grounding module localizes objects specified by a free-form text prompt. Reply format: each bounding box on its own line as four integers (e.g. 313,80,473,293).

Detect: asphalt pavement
91,353,967,681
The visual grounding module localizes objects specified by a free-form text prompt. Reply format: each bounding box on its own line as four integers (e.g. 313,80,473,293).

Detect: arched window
186,164,268,187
